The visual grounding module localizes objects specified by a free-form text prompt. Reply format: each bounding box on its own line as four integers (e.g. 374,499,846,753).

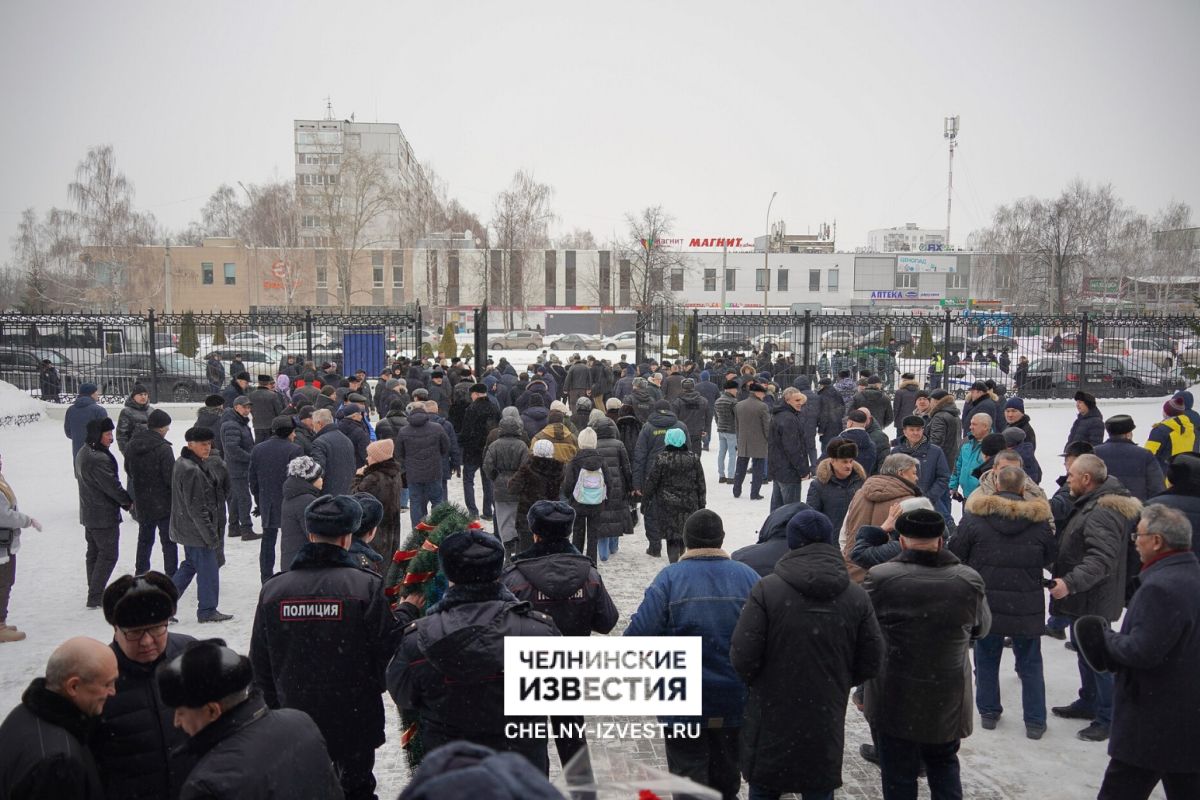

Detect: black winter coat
632,410,689,490
805,458,866,534
310,425,357,496
520,405,549,440
251,543,399,761
1103,551,1200,774
642,446,706,543
892,380,920,426
1065,407,1105,449
560,449,619,524
248,386,285,433
194,407,224,456
336,417,369,469
816,386,846,442
170,449,223,549
279,475,321,572
75,444,132,528
925,394,962,468
249,436,303,529
93,633,196,800
962,394,1000,437
1007,413,1037,448
731,543,883,793
502,539,618,636
483,417,529,505
508,456,564,541
590,417,634,536
350,458,405,561
731,501,811,577
115,397,150,455
852,387,893,430
616,415,641,463
125,428,175,522
1146,490,1200,556
671,391,710,448
218,409,254,476
767,403,811,483
1094,438,1164,502
395,411,450,485
459,397,501,467
0,679,104,800
1051,477,1142,621
949,491,1057,637
388,584,559,770
175,691,342,800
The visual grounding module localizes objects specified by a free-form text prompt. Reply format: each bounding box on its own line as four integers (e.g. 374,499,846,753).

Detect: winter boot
0,624,26,643
240,526,263,542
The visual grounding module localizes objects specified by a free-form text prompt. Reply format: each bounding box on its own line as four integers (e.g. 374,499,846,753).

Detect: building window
447,251,460,307
564,251,576,306
316,267,328,288
828,269,839,291
545,250,557,307
371,250,384,267
302,215,319,228
223,263,236,285
598,251,611,306
392,266,404,288
491,250,504,306
948,273,967,289
619,259,631,306
391,249,402,267
809,269,820,292
896,273,918,288
201,262,213,285
725,270,737,291
777,269,789,292
756,269,768,291
670,268,684,292
704,269,717,292
373,267,384,288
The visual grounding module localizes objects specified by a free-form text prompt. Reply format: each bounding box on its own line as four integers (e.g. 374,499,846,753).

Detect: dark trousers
173,545,220,617
749,785,833,800
733,457,765,498
136,516,178,576
1098,757,1200,800
663,725,741,800
254,429,271,443
877,734,961,800
552,714,594,798
334,748,377,800
462,464,494,518
408,481,444,530
1071,619,1113,726
974,633,1045,725
571,515,598,563
84,526,119,606
769,481,803,511
259,526,278,582
0,554,14,622
227,475,252,529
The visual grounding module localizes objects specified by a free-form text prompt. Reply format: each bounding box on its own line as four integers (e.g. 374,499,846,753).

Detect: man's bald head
45,637,118,717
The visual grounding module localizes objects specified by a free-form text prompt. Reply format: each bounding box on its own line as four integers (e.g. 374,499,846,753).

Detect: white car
275,330,338,351
601,331,638,350
226,331,277,350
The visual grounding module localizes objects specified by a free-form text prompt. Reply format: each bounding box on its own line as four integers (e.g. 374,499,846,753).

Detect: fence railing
635,307,1200,400
0,307,420,404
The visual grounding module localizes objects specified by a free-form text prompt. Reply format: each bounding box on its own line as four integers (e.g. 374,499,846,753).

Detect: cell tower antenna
944,116,960,248
324,97,334,120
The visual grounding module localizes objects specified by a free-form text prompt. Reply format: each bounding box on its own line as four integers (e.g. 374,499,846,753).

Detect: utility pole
944,116,959,248
763,191,777,337
163,238,172,313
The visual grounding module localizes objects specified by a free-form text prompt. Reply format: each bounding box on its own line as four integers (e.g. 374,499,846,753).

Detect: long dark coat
590,417,634,537
350,458,405,561
507,456,564,546
279,475,321,572
1094,438,1165,502
249,436,304,529
731,543,883,794
641,446,706,544
1065,407,1105,449
459,397,500,467
124,428,175,522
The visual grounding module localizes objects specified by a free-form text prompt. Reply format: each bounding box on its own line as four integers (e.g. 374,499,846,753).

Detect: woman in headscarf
0,452,42,642
641,427,706,563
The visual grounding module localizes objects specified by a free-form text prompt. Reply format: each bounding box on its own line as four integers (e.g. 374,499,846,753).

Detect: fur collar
289,542,360,570
893,547,960,567
21,678,94,742
1094,492,1144,519
931,394,959,415
679,547,729,560
513,538,580,562
815,457,866,484
965,491,1052,522
429,582,516,613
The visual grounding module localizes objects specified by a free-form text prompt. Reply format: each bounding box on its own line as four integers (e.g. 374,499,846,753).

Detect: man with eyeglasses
92,572,196,799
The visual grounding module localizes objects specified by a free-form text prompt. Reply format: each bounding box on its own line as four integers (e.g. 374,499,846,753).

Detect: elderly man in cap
219,394,258,540
251,494,398,799
76,417,133,609
389,527,560,773
93,572,196,798
0,636,117,799
626,509,760,800
732,509,884,800
863,508,990,799
248,374,285,443
733,382,771,500
159,639,342,799
1094,414,1165,502
960,381,999,438
249,416,303,583
460,382,501,520
194,394,226,455
1072,504,1200,799
171,427,233,624
65,381,109,458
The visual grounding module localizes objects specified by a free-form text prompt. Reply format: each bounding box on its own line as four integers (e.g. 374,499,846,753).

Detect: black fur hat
304,495,363,537
86,417,115,445
684,509,724,548
1074,390,1097,408
439,530,505,584
351,492,384,537
1072,615,1112,674
185,426,214,442
102,572,178,627
895,508,945,539
981,433,1007,458
527,500,575,540
826,438,858,460
1104,414,1135,436
156,639,253,709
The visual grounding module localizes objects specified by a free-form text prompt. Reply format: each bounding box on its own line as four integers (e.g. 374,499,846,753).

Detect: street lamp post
763,191,777,338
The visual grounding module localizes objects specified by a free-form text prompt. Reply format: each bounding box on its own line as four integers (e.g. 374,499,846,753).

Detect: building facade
867,223,948,253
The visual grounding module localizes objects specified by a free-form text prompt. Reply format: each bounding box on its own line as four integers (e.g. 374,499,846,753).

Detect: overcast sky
2,1,1197,253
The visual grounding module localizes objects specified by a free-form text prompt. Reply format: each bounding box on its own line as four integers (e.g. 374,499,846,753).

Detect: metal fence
0,308,421,404
636,307,1200,400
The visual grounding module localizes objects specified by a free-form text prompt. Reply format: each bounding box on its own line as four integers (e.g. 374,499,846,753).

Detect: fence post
147,309,159,404
416,304,423,360
473,305,488,377
690,309,700,363
635,308,645,366
305,309,314,366
802,309,812,375
942,308,953,388
1079,311,1090,394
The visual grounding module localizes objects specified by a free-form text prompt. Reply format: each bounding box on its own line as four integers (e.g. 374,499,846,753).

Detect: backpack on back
572,466,607,505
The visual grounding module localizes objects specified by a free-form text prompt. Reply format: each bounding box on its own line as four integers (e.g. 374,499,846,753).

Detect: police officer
249,495,398,800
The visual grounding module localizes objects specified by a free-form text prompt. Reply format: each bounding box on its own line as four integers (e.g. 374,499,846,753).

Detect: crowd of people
0,347,1197,800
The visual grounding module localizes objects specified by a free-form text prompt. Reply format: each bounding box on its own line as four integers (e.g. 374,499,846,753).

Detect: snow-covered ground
0,390,1178,798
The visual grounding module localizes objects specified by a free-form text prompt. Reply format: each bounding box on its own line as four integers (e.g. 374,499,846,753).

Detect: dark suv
89,353,208,401
1019,357,1113,398
0,347,78,395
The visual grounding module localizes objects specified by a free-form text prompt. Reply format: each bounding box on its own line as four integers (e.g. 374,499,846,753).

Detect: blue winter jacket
950,436,985,498
625,553,760,725
64,394,109,457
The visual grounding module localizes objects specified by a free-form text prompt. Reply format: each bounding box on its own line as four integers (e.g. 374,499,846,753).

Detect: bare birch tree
490,170,554,329
619,205,689,314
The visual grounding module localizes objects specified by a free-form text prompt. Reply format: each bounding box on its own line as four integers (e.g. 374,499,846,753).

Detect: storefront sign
870,290,942,301
896,255,958,273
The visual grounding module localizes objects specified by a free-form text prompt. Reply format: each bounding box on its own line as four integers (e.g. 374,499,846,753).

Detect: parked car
550,333,604,351
1019,356,1113,398
819,330,856,350
601,331,638,350
944,364,1009,399
153,331,179,354
202,347,278,378
0,347,79,395
702,333,754,353
274,330,339,352
488,330,543,350
1043,331,1099,352
968,334,1019,352
1094,355,1186,397
89,353,208,402
226,330,276,349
